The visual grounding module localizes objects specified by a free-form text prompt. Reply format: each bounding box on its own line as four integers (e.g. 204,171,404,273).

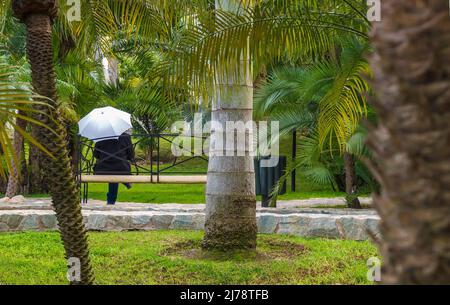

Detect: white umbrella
78,106,132,142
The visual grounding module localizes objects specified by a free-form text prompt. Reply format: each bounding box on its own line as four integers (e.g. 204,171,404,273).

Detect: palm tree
11,0,93,284
201,0,257,250
1,5,110,194
4,110,27,197
2,0,183,282
159,0,369,249
47,0,367,250
2,0,193,281
1,17,30,197
0,64,49,181
255,36,373,208
368,0,450,284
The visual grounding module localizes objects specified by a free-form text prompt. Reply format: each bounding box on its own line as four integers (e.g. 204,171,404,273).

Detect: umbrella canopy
78,106,132,142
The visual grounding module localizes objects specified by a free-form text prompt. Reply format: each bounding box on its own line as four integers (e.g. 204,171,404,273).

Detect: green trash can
255,156,287,207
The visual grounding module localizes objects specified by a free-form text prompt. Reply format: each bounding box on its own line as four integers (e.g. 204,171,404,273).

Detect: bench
77,133,209,203
80,175,207,184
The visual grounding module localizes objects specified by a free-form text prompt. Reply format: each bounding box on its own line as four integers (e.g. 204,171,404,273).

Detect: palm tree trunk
28,139,47,193
368,0,450,284
0,178,6,195
5,115,27,198
16,9,94,284
202,0,257,250
203,80,257,250
344,152,361,209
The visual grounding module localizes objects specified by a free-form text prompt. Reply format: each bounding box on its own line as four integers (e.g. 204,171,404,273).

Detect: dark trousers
107,183,119,204
107,183,131,204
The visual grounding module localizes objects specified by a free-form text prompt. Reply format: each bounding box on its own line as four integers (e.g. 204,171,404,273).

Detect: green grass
309,204,372,209
87,183,206,203
14,135,368,203
25,187,346,204
75,134,346,203
0,231,379,285
82,134,346,203
81,174,345,203
22,171,346,204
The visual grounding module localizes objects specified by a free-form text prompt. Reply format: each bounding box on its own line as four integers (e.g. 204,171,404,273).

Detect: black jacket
93,133,135,175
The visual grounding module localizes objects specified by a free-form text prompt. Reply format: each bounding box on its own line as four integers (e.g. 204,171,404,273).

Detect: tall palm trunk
5,114,27,198
202,0,257,250
0,145,7,193
13,1,94,284
368,0,450,283
344,152,361,209
28,139,47,193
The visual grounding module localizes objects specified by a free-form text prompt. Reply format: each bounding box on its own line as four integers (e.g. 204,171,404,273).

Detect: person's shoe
124,183,132,190
107,202,116,205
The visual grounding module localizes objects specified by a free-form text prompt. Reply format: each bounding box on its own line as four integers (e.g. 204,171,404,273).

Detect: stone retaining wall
0,209,380,241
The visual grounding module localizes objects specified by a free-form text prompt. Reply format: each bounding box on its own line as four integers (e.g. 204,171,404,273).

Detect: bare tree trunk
344,152,361,209
5,115,27,198
368,0,450,284
202,0,257,250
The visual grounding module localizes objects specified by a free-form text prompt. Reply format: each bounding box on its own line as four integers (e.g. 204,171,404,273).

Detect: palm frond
345,125,369,157
254,66,309,118
315,36,371,151
0,63,52,178
161,0,369,93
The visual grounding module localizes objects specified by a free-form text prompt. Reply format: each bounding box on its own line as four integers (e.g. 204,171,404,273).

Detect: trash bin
255,156,287,207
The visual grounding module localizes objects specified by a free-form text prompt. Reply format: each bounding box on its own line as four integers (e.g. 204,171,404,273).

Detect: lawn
22,170,347,204
86,183,207,203
80,175,346,204
0,231,378,285
10,135,368,203
76,135,347,203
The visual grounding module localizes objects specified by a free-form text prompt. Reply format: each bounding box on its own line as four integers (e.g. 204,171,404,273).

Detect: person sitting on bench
93,130,135,205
